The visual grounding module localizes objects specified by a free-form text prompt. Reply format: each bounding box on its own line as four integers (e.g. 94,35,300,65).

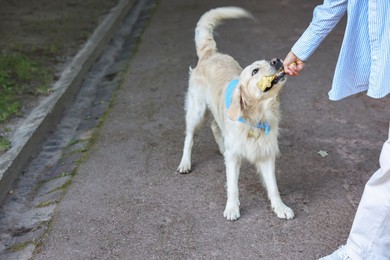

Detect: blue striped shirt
292,0,390,100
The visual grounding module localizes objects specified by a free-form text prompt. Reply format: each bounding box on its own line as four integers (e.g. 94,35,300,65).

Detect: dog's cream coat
178,7,294,220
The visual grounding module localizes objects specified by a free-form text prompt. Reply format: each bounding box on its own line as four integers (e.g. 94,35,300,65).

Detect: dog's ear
226,84,242,120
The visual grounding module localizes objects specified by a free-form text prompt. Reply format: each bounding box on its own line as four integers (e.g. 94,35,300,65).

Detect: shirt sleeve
292,0,348,61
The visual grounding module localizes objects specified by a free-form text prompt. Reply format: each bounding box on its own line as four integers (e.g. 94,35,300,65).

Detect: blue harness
225,79,270,136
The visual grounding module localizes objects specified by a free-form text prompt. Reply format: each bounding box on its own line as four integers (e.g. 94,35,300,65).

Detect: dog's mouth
256,68,285,92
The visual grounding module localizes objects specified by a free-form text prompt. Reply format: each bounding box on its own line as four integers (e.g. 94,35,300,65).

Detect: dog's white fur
177,7,294,221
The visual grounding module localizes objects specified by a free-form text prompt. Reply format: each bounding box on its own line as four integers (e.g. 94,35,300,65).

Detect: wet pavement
1,0,390,259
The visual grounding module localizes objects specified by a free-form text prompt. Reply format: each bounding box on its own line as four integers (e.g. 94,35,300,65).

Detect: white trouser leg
346,123,390,260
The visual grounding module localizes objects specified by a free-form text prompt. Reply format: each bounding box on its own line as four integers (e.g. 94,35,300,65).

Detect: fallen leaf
318,150,328,157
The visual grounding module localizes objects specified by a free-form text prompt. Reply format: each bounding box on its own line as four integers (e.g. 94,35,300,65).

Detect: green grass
0,136,10,152
0,52,53,122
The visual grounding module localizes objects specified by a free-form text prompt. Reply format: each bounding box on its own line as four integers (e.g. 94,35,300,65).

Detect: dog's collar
225,79,270,136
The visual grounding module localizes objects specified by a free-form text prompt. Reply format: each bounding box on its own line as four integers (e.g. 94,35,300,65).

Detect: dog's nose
270,58,283,70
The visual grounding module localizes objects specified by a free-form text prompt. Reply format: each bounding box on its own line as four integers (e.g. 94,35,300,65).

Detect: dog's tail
195,7,252,59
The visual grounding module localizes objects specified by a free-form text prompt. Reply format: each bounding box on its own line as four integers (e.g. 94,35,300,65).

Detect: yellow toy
256,75,277,92
256,67,285,92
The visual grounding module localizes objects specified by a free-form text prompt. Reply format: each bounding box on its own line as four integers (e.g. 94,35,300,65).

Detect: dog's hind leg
211,120,224,155
256,157,294,220
177,81,207,173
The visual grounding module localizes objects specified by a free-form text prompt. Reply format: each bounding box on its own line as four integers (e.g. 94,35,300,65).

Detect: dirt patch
0,0,118,152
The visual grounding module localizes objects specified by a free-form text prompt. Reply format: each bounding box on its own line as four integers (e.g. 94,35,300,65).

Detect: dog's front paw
223,205,240,221
177,160,191,174
272,203,294,220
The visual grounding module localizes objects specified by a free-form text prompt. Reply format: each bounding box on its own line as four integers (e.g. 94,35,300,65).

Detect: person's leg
345,124,390,259
320,123,390,260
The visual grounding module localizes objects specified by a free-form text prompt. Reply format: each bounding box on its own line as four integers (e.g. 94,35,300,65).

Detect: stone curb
0,0,140,203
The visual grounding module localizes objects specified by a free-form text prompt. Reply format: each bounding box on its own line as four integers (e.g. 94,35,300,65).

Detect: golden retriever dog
177,7,294,221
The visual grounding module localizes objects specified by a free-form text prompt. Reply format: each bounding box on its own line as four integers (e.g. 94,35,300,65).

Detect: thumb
283,52,296,65
283,51,304,76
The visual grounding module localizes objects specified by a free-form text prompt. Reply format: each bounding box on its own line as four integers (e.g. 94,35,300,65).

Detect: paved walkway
8,0,390,259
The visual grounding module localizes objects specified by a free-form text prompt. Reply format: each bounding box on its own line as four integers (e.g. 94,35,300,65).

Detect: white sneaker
319,245,351,260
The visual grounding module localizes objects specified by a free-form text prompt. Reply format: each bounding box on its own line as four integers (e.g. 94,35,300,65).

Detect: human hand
283,51,304,76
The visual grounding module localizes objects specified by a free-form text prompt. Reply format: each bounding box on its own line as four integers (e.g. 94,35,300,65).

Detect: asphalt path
35,0,390,259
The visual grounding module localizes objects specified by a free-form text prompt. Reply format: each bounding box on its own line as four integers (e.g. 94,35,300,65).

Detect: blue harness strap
225,79,239,110
225,79,270,136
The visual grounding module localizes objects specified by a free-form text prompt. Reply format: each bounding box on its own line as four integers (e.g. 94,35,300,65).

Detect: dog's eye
251,68,259,76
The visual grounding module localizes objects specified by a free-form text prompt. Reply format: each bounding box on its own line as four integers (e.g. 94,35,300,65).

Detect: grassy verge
0,52,53,123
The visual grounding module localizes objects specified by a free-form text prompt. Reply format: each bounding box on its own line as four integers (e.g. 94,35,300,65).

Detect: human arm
284,0,348,76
